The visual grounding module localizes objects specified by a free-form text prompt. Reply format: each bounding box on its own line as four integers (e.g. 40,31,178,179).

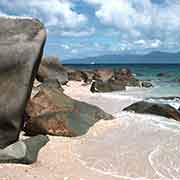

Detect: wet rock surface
123,101,180,121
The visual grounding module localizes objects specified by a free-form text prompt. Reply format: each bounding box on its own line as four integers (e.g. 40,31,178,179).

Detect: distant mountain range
62,51,180,64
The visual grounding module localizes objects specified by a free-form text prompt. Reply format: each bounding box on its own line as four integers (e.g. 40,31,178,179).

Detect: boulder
94,69,114,82
123,101,180,121
0,17,46,149
157,72,173,78
141,81,153,88
37,56,68,85
81,70,95,83
24,85,113,136
0,135,49,164
114,68,140,87
67,69,84,81
90,79,126,93
90,68,140,92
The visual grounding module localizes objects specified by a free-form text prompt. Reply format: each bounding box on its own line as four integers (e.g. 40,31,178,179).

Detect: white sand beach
1,81,180,180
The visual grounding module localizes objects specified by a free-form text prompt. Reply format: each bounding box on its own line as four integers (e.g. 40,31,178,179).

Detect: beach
1,81,180,180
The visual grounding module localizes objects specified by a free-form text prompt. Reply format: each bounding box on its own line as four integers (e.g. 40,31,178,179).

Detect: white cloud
60,27,95,37
0,0,87,29
84,0,180,41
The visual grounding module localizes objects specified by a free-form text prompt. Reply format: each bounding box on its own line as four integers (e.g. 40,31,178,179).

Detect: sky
0,0,180,61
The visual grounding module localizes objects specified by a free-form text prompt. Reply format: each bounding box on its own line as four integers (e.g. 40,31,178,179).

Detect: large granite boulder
123,101,180,121
0,17,46,149
24,85,113,136
37,56,68,85
0,135,49,164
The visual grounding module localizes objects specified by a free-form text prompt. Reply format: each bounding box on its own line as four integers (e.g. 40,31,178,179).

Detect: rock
114,68,140,87
90,68,140,92
24,85,113,136
67,69,84,81
94,69,114,82
39,79,64,91
84,70,96,82
123,101,180,121
0,17,46,149
37,56,68,85
157,72,173,78
90,79,126,93
0,135,49,164
141,81,153,88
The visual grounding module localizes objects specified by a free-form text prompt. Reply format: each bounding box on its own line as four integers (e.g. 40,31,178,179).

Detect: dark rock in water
123,101,180,121
0,17,46,149
146,96,180,100
157,72,173,78
91,79,126,93
94,69,114,81
37,57,68,85
114,68,140,87
24,85,113,136
82,70,95,83
175,77,180,83
114,68,132,80
90,68,140,93
141,81,153,88
0,135,49,164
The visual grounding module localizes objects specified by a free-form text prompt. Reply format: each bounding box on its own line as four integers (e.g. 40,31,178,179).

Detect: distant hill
62,51,180,64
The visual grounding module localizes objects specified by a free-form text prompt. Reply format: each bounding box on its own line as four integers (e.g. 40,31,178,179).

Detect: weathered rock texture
0,135,49,164
0,17,46,148
123,101,180,121
24,85,113,136
90,68,140,92
37,56,68,85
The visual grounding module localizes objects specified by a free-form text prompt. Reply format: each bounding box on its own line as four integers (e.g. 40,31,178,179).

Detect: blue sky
0,0,180,61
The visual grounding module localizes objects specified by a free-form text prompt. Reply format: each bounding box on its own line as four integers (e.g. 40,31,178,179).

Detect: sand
1,81,180,180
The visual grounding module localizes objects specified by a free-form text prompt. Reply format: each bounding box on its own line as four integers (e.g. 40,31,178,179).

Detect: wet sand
1,81,180,180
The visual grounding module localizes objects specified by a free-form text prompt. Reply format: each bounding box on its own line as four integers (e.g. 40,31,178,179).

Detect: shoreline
1,81,180,179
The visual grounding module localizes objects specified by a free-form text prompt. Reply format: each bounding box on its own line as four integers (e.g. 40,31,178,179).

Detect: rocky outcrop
90,79,126,93
90,68,140,92
114,68,140,87
123,101,180,121
0,135,49,164
0,17,46,149
141,81,153,88
37,56,68,85
24,84,113,136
